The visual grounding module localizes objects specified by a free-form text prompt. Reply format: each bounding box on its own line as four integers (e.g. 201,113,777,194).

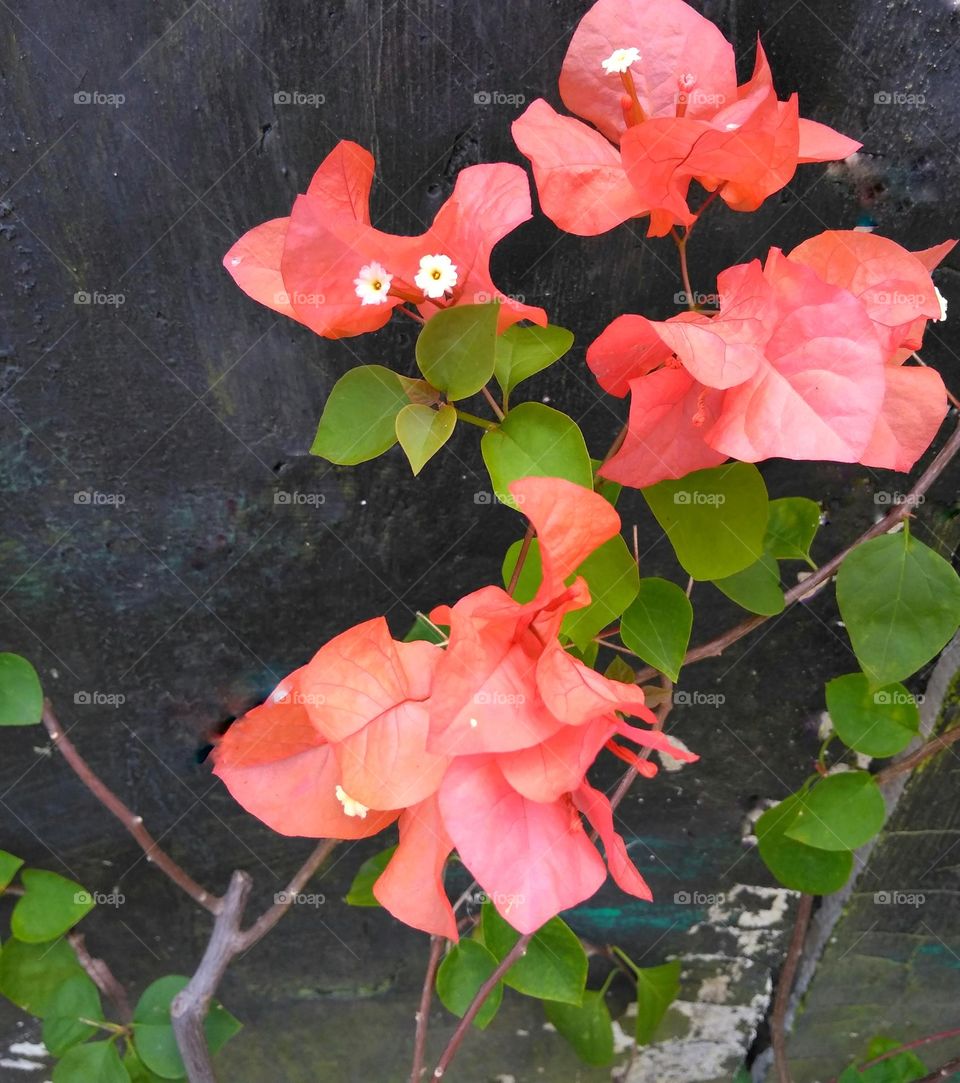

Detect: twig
916,1053,960,1082
828,1025,960,1081
507,525,535,596
875,726,960,786
67,931,133,1023
410,936,445,1083
481,385,505,421
431,935,531,1078
671,228,696,309
235,839,337,952
771,893,814,1083
171,871,253,1083
41,701,220,914
630,419,960,683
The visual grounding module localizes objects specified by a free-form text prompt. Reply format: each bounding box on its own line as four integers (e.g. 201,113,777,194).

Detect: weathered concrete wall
1,0,959,1079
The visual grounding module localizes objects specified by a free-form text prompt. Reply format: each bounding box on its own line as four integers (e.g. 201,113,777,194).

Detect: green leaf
562,536,640,650
494,323,573,400
836,531,960,687
712,552,785,616
0,652,43,726
0,849,24,891
480,903,587,1005
123,1050,170,1083
0,937,86,1016
435,940,503,1030
765,497,820,565
415,303,500,400
310,365,412,465
395,402,457,475
42,974,104,1056
634,959,681,1045
403,616,448,645
643,463,769,580
756,795,854,894
133,976,241,1079
604,656,637,684
826,674,920,758
53,1041,130,1083
619,578,693,682
344,846,397,907
847,1035,928,1082
481,402,593,505
12,870,95,943
784,772,886,852
544,991,614,1066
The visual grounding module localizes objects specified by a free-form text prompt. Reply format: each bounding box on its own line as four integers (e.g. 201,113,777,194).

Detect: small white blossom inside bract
415,254,458,299
335,784,369,818
936,287,948,322
354,261,393,306
601,47,641,75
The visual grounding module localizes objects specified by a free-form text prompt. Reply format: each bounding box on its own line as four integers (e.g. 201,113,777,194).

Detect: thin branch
631,419,960,683
235,838,337,952
828,1025,960,1081
507,525,535,596
42,701,220,914
875,726,960,786
771,893,814,1083
67,931,133,1023
410,936,445,1083
916,1054,960,1082
431,934,531,1078
171,871,253,1083
481,385,505,421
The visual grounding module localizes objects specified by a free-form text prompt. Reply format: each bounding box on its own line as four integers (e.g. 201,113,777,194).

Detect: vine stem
68,931,133,1023
431,935,531,1077
628,417,960,684
916,1054,960,1082
41,701,220,914
409,935,445,1083
874,725,960,785
770,893,814,1083
671,228,696,309
826,1025,960,1082
481,385,505,421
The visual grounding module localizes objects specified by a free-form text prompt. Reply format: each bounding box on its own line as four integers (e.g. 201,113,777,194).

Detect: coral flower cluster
213,477,695,936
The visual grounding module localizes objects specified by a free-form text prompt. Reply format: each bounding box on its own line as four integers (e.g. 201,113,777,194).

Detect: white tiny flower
935,286,948,321
354,261,393,306
601,47,641,75
335,784,369,818
415,254,458,298
678,72,697,92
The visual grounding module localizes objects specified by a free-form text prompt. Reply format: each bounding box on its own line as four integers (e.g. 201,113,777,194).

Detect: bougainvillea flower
426,476,653,757
787,231,955,470
296,618,448,811
513,0,859,237
212,667,399,839
224,140,546,338
590,244,892,486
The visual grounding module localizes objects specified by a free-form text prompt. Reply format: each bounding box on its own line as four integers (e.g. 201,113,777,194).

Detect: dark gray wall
1,1,959,1080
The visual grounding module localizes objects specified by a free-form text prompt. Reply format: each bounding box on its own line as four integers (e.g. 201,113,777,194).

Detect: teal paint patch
570,904,703,940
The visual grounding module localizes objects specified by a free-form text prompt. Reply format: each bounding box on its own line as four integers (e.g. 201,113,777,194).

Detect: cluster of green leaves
0,850,241,1082
837,1035,929,1081
756,523,960,896
311,303,577,478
